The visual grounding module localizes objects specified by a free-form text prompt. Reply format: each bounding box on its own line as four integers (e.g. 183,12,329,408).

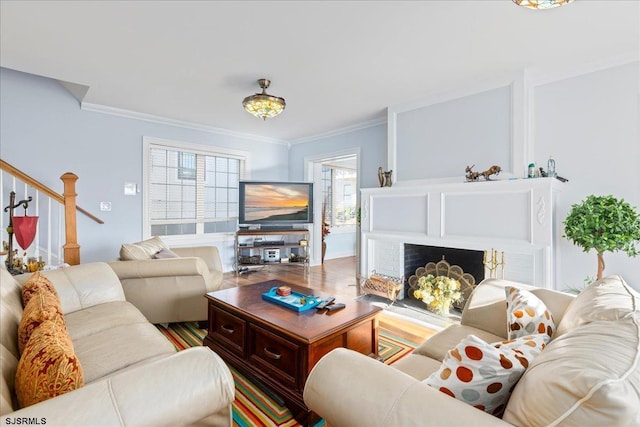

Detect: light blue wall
288,124,387,187
288,123,387,260
534,62,640,289
396,85,512,179
0,68,289,264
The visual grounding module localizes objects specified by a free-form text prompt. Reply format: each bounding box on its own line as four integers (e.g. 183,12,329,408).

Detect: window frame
142,136,250,245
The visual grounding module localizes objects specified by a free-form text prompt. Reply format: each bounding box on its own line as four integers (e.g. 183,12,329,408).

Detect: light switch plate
100,201,112,212
124,182,137,196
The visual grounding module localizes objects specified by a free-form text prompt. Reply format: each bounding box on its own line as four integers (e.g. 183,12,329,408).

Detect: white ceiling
1,1,638,144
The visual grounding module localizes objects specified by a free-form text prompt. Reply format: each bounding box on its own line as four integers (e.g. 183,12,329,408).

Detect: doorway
304,149,360,272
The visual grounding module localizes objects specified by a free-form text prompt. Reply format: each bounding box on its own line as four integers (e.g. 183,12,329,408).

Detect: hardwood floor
222,256,360,297
221,256,436,344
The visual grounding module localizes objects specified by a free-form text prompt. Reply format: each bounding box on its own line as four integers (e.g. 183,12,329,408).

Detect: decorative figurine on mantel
377,167,393,187
383,170,393,187
483,248,505,279
465,164,501,182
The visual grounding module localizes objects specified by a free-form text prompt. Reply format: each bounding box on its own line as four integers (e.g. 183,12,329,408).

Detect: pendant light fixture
242,79,286,120
512,0,575,9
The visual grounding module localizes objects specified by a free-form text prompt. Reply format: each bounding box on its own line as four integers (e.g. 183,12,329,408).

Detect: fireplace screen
408,259,476,310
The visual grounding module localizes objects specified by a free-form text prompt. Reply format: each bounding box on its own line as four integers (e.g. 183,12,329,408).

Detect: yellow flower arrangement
413,274,463,315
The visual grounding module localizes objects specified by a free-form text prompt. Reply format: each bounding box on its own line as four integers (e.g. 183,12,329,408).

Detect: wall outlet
99,201,112,212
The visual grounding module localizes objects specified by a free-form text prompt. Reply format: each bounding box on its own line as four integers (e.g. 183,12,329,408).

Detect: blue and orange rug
156,321,417,427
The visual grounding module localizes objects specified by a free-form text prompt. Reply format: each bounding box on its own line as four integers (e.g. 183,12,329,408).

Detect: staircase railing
1,159,103,268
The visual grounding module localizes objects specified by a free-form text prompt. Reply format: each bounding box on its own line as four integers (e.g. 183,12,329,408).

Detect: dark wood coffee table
203,280,381,425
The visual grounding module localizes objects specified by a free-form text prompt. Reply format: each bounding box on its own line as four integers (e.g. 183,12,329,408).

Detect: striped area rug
156,322,416,427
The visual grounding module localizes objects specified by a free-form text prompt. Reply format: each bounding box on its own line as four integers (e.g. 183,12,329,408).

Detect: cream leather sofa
1,263,235,426
109,238,225,323
304,276,640,426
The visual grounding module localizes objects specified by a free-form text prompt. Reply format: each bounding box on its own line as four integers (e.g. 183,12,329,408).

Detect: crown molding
289,116,387,145
529,53,639,87
80,102,289,145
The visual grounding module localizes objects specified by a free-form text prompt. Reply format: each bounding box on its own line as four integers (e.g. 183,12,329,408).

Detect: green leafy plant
563,195,640,280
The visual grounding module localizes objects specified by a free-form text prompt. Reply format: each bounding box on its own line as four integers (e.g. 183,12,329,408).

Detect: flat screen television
238,181,314,227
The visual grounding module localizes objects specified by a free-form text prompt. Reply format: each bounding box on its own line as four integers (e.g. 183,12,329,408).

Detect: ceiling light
242,79,286,120
512,0,575,9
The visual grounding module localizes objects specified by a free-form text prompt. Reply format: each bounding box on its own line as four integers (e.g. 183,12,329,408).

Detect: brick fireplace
360,178,563,298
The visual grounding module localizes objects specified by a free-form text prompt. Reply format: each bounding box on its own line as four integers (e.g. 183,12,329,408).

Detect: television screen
239,181,314,226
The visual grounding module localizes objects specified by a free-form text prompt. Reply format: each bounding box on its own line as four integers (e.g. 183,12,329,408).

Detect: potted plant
412,274,463,315
563,194,640,280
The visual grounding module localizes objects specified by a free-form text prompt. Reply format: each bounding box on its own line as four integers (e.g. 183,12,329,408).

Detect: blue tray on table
262,287,321,312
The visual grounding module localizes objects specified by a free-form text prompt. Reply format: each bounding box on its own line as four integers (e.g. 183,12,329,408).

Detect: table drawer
210,305,246,357
249,324,299,386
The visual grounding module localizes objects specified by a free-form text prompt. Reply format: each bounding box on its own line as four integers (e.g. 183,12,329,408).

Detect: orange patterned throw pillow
21,271,59,307
424,334,547,417
17,289,66,354
505,286,555,341
15,320,84,408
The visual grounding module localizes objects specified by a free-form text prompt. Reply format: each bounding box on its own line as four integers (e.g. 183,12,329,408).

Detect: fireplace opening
403,244,485,306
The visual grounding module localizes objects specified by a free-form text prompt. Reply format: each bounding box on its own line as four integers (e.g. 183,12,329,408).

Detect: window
321,166,357,227
144,138,248,238
177,152,196,180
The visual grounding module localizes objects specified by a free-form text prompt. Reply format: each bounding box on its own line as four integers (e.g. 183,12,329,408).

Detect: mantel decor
465,164,502,182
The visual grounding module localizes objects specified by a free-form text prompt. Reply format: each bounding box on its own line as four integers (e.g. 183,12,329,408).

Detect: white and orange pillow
505,286,554,341
424,334,547,416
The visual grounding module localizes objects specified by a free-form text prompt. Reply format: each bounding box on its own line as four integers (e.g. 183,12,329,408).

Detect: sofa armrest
16,262,126,315
304,348,511,427
109,257,210,280
171,246,223,273
1,347,234,427
460,279,574,338
459,279,512,338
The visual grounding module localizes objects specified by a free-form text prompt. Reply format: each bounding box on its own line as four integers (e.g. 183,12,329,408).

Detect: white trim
290,117,386,145
388,70,527,184
529,54,639,87
142,136,250,240
387,71,525,115
143,136,251,163
304,147,361,265
82,102,289,145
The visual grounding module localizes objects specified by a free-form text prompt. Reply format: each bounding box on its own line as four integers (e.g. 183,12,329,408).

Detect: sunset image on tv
244,184,310,222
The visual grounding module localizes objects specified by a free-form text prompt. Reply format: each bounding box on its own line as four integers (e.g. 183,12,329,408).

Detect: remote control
325,302,345,312
316,297,335,310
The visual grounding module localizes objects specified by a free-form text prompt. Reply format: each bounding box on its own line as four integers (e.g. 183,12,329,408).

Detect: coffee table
203,280,382,425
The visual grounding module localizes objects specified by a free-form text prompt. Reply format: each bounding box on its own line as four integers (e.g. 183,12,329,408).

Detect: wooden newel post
61,172,80,265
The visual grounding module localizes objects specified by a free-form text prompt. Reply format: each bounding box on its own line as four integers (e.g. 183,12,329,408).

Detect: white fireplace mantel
360,178,563,291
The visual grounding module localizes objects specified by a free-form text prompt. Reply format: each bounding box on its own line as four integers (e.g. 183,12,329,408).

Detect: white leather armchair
108,237,225,324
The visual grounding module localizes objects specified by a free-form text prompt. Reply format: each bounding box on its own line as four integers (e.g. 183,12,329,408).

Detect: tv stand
258,225,294,231
235,228,310,274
